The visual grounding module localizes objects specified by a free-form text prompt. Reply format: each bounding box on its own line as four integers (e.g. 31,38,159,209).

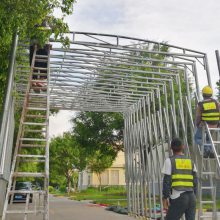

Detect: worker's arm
193,171,198,195
162,158,172,209
195,105,202,127
192,163,198,195
163,174,172,199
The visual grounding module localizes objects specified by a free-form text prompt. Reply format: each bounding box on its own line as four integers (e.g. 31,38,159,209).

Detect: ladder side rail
2,45,37,220
43,44,51,220
205,123,220,169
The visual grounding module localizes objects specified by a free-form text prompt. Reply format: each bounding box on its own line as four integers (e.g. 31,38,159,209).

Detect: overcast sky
49,0,220,137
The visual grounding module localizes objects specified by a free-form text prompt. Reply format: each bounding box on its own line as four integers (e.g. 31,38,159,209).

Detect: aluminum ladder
2,44,50,220
198,124,220,220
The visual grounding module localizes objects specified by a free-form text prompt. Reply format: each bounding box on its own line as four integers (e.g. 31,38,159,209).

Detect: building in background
78,151,126,190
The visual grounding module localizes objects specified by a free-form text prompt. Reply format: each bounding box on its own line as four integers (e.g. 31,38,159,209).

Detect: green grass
197,197,220,210
51,187,220,210
52,186,128,207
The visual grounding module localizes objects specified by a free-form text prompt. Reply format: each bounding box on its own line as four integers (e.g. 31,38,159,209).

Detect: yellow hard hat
202,86,213,95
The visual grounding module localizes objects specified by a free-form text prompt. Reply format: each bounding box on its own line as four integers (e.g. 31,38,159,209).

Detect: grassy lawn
52,186,128,207
69,186,127,207
51,187,220,210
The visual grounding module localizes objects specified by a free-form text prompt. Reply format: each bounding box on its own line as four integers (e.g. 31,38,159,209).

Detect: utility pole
215,50,220,78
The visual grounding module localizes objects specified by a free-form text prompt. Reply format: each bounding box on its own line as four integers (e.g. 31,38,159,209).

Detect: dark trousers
166,191,196,220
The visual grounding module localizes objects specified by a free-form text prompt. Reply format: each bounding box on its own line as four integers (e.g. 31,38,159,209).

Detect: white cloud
49,110,75,138
67,0,220,83
50,0,220,136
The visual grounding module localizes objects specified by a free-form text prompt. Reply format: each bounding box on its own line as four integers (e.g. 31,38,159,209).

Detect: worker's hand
162,198,169,210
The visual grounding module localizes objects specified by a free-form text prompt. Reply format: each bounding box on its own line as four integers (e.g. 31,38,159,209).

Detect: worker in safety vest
162,138,197,220
194,86,220,158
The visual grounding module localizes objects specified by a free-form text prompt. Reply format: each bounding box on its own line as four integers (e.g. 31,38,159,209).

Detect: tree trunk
67,174,71,195
97,173,102,191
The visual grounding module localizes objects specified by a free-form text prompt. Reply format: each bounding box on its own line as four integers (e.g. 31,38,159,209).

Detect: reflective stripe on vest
199,99,220,123
202,112,220,116
170,156,194,191
202,117,220,121
172,182,193,187
172,174,193,180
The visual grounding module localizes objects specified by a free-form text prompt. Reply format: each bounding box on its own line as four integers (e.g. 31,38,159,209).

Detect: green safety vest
198,99,220,124
170,155,194,191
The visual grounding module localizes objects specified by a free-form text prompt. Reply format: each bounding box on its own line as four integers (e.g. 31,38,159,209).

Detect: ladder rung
20,144,45,148
201,186,215,190
35,59,48,62
25,129,46,133
29,93,47,97
6,210,45,214
22,122,47,126
9,190,46,194
26,115,47,118
208,128,220,131
35,55,48,58
28,106,47,109
199,215,212,218
213,141,220,144
202,172,215,175
13,172,45,177
31,80,48,83
20,138,46,142
201,201,214,204
29,100,47,104
27,107,47,111
17,154,46,158
17,65,30,69
33,67,48,70
20,159,45,163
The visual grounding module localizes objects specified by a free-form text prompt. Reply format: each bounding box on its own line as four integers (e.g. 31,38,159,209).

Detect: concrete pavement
4,195,220,219
4,195,134,220
49,195,134,220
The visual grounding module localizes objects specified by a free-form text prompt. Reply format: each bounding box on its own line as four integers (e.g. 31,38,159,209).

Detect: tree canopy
72,111,124,157
49,132,85,192
0,0,76,111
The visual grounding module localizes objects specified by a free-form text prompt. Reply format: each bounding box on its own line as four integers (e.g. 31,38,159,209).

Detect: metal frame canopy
46,32,210,112
12,32,217,220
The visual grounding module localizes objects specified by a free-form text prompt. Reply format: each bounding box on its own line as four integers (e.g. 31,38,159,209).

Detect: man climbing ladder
195,86,220,219
194,86,220,157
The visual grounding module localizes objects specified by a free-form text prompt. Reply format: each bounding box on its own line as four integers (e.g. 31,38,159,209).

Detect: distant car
10,181,33,203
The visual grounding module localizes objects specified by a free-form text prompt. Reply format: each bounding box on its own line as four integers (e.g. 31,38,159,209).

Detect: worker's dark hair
203,94,212,98
171,138,183,153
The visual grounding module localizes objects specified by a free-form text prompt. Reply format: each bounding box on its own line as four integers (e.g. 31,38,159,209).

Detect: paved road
4,195,220,220
4,195,134,220
49,195,134,220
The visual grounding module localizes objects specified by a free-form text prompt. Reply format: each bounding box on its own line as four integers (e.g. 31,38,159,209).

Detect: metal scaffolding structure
1,32,220,219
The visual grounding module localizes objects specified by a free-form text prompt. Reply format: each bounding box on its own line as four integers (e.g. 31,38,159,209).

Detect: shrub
59,186,67,193
48,186,54,193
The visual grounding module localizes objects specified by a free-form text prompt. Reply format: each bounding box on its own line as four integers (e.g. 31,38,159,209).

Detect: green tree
49,132,85,194
72,111,123,156
87,150,114,191
0,0,76,111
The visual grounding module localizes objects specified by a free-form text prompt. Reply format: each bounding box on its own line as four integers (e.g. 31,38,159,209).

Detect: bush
59,186,67,193
48,186,54,193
